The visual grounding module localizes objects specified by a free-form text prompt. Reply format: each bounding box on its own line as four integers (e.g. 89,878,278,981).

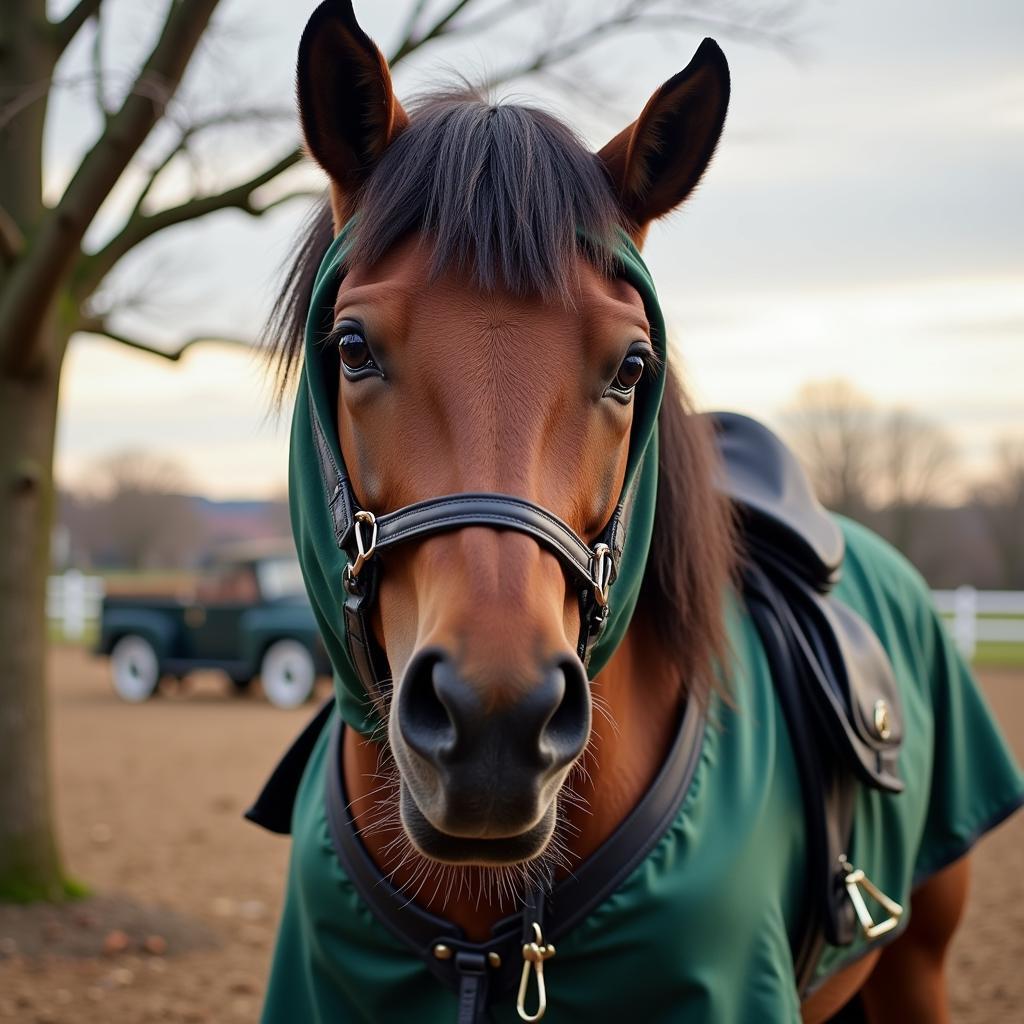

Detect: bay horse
250,2,1024,1021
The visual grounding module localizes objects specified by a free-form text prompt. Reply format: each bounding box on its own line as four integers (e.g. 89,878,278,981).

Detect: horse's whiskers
590,693,620,734
346,740,609,916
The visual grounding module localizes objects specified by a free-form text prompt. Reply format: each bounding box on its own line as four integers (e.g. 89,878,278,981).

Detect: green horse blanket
253,225,1024,1022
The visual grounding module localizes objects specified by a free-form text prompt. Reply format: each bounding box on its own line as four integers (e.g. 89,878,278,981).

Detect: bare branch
252,188,319,216
129,105,294,220
449,0,538,37
91,4,111,119
389,0,475,64
77,316,252,362
0,78,54,134
53,0,104,57
0,206,25,265
73,148,304,299
1,0,222,372
486,6,799,89
393,0,431,53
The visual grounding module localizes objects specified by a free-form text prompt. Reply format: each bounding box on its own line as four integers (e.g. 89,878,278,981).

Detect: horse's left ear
297,0,408,225
598,39,729,235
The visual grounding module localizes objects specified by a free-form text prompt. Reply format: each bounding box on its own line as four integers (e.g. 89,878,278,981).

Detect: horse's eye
338,330,372,372
613,353,646,393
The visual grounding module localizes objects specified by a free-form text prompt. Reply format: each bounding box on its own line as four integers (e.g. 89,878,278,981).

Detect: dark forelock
348,89,623,297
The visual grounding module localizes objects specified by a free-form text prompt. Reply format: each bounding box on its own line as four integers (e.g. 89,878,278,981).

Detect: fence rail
43,573,1024,661
932,587,1024,659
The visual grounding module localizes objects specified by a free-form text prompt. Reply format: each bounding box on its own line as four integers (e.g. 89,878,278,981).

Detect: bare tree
1,0,797,901
83,451,202,569
975,438,1024,589
783,378,878,519
878,409,957,556
783,379,963,569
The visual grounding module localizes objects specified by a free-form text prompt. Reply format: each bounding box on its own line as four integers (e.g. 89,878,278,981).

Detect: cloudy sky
51,0,1024,498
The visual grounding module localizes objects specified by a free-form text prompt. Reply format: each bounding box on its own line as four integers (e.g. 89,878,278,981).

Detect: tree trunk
0,329,71,900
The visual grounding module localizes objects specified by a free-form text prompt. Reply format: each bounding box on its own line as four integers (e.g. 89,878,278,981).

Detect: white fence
47,571,105,640
42,573,1024,660
932,587,1024,659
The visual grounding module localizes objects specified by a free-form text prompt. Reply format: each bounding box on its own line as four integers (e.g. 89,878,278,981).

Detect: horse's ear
297,0,408,225
598,39,729,236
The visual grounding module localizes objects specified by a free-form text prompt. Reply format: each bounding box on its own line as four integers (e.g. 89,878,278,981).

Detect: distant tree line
783,379,1024,589
58,450,289,571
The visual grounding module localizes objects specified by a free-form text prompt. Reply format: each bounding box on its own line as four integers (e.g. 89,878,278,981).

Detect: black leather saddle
711,411,905,993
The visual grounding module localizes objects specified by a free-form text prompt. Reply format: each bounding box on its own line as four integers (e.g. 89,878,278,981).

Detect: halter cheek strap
311,408,625,705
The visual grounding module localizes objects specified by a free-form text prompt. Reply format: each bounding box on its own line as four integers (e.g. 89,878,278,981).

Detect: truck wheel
110,635,161,703
260,640,316,709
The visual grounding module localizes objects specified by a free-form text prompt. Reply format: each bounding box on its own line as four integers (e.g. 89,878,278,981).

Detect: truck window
256,558,305,601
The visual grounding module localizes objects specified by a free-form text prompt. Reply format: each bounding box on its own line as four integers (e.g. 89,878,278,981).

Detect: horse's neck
559,615,685,865
342,616,684,942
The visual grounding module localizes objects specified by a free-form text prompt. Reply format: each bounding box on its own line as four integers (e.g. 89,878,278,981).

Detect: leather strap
310,406,612,591
321,694,707,1010
454,951,490,1024
311,400,355,546
372,493,610,592
743,561,860,993
310,403,621,706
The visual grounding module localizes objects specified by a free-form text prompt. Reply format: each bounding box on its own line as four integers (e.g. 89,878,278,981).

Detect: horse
248,2,1024,1021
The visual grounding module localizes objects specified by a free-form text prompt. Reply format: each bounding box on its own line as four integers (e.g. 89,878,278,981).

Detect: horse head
292,0,732,872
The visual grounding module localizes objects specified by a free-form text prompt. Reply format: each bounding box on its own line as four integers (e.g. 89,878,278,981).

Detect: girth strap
743,563,857,992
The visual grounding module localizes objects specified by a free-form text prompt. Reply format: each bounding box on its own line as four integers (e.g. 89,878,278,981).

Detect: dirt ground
1,649,1022,1023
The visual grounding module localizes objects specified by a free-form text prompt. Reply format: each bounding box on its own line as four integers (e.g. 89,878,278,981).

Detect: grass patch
0,874,90,904
48,620,99,648
61,876,91,900
973,642,1024,669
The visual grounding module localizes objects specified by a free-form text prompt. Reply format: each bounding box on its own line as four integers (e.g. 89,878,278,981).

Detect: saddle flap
790,581,904,793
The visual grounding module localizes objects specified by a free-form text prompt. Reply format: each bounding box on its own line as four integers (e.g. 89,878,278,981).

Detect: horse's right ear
297,0,408,225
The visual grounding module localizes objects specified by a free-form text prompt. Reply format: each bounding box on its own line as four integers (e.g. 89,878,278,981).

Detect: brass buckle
841,857,903,940
517,922,556,1022
592,543,612,608
343,510,378,587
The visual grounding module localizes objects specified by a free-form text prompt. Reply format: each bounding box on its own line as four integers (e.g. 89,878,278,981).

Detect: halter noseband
311,409,624,706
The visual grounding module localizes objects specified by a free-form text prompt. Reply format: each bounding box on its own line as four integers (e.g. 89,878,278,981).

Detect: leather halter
311,408,627,706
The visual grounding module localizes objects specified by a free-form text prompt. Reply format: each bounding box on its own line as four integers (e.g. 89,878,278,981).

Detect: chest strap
318,695,704,1022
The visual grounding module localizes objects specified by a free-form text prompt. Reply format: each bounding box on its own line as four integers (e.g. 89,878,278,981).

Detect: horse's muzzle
392,647,591,859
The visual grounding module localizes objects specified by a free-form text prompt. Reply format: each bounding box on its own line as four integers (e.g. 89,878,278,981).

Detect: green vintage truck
96,541,331,709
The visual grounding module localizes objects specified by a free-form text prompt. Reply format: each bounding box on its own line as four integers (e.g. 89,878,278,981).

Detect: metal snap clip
517,922,556,1022
343,510,378,588
592,543,612,608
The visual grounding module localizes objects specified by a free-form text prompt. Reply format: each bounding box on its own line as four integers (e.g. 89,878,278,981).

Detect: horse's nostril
397,648,458,762
397,647,590,788
541,656,591,764
395,648,591,837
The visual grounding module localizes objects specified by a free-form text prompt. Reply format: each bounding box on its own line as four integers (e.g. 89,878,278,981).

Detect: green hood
288,220,668,735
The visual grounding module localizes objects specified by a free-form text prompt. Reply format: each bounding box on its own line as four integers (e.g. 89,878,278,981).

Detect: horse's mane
263,89,735,704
